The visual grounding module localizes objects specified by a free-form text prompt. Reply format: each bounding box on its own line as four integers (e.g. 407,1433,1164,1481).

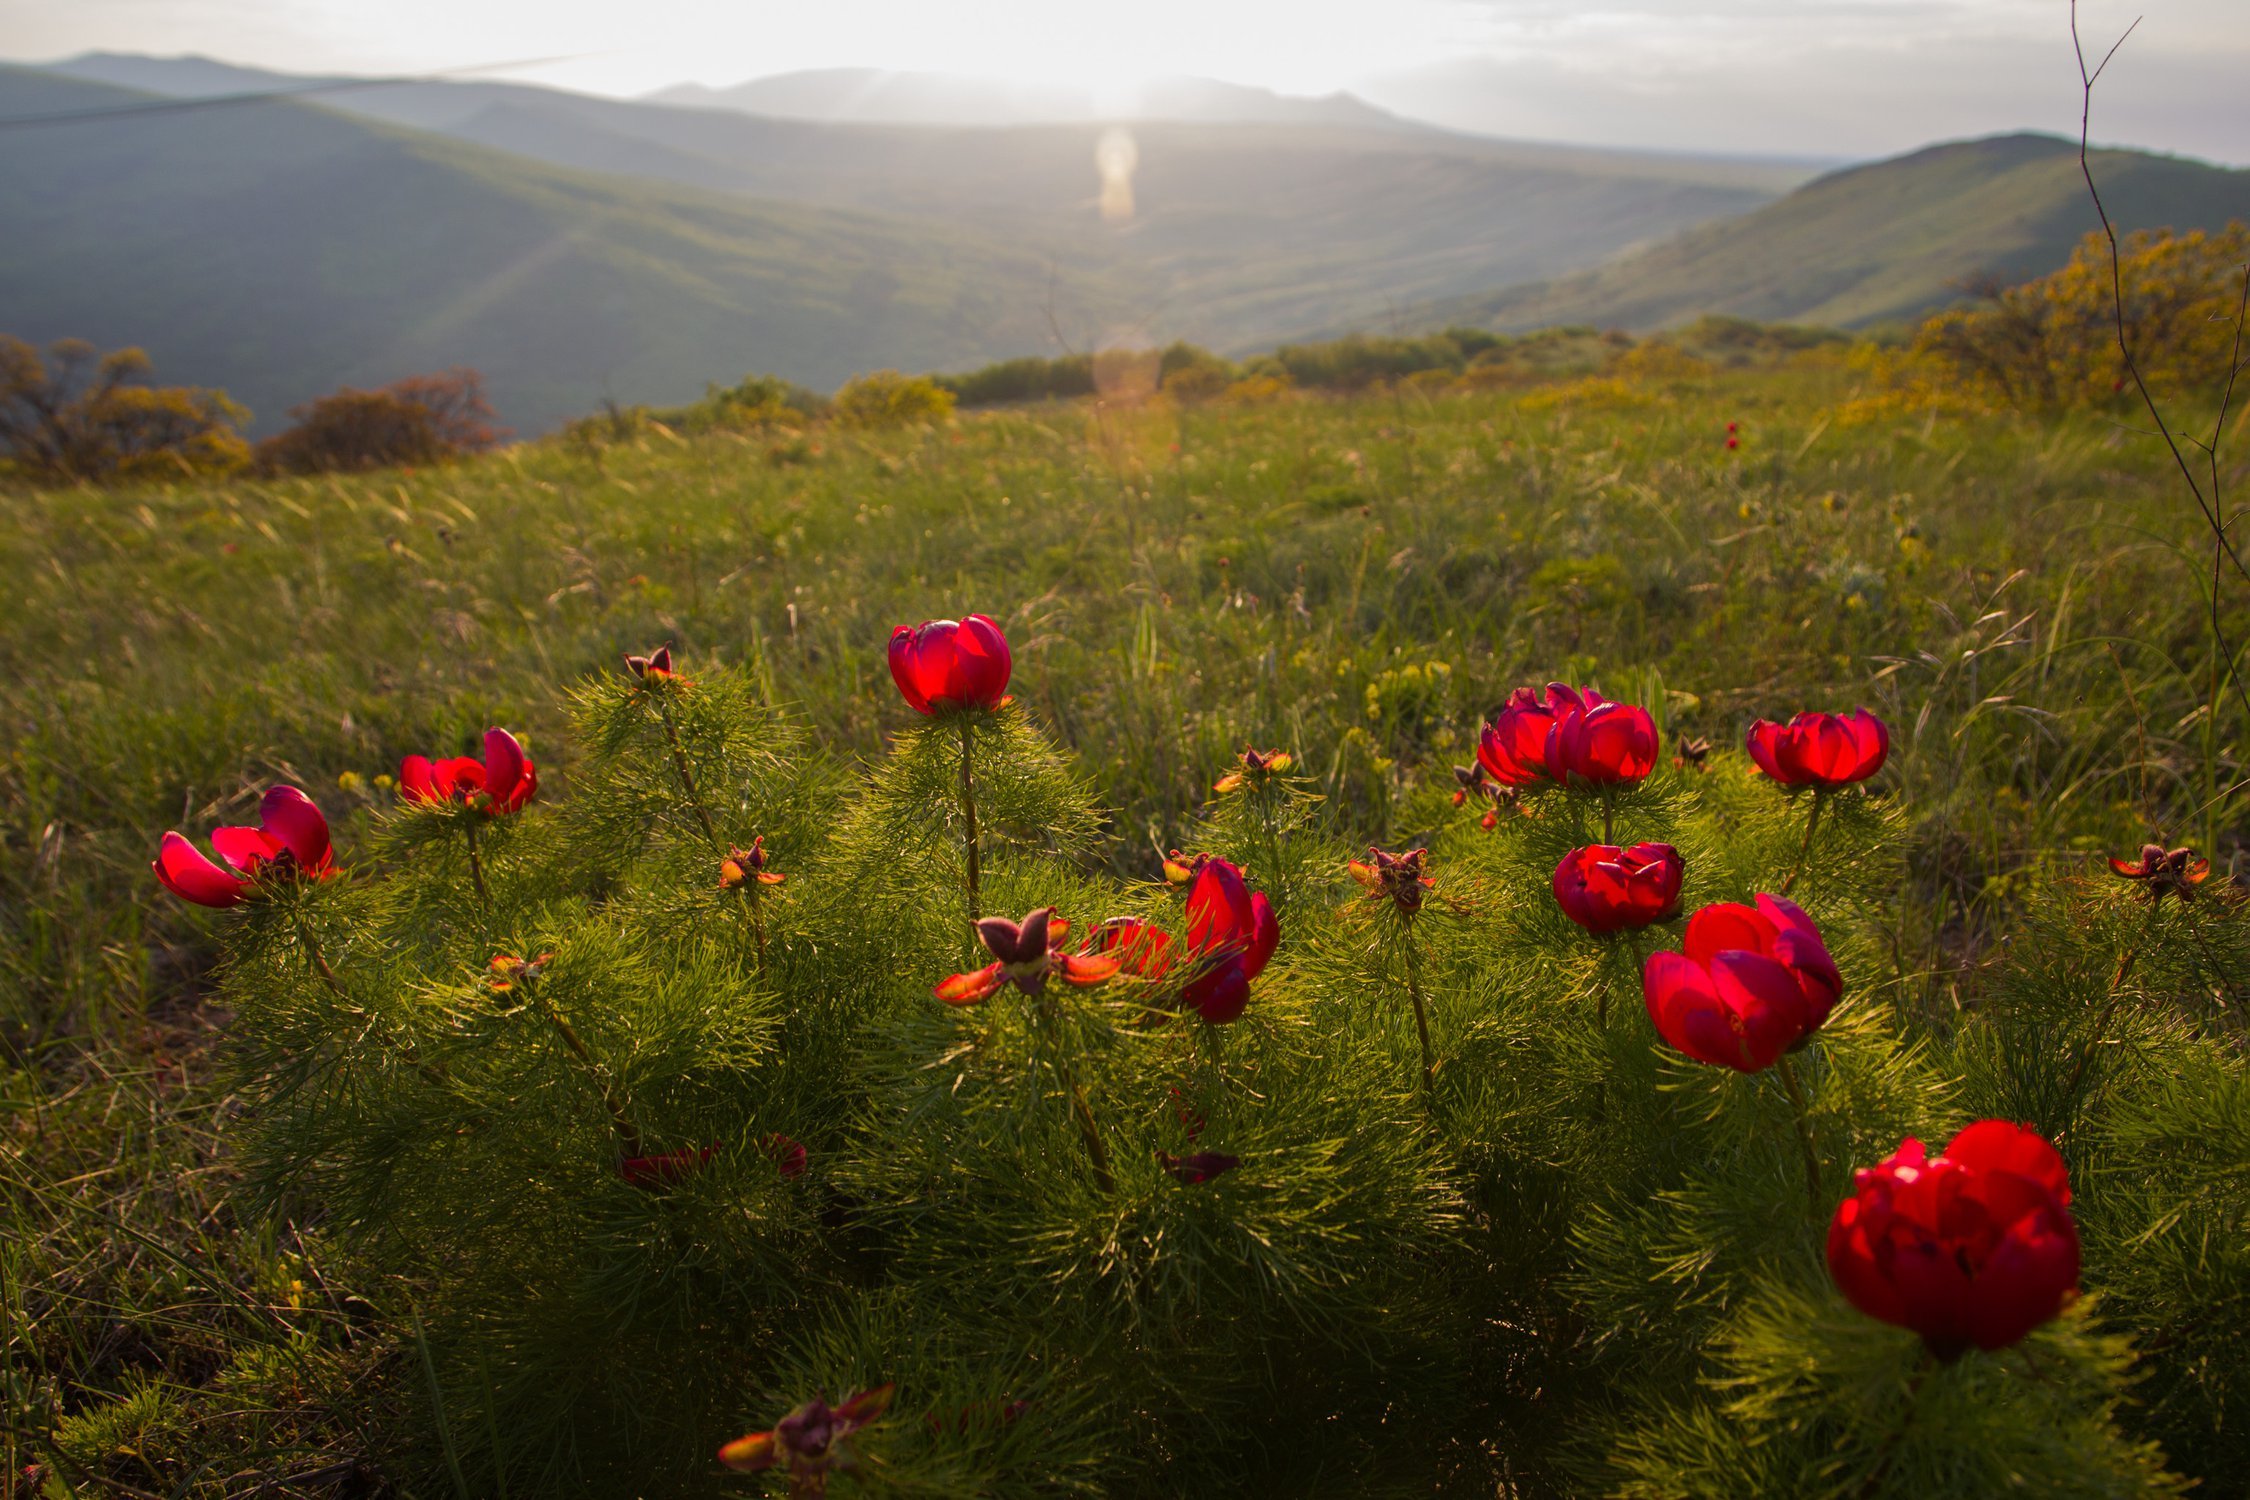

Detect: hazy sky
5,0,2246,162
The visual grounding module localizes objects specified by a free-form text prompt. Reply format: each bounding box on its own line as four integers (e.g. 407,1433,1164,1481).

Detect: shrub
254,368,507,476
835,369,957,428
0,335,249,484
1913,223,2250,410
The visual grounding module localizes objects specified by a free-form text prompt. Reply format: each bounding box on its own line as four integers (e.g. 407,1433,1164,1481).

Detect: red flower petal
153,831,248,908
934,963,1005,1006
260,785,332,873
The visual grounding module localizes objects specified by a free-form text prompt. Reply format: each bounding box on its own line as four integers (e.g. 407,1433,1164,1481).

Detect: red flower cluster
401,727,538,814
1552,843,1683,933
1827,1121,2080,1358
1642,895,1841,1072
934,907,1120,1006
1477,683,1658,789
720,1385,893,1478
153,786,336,908
1746,710,1889,790
1097,857,1277,1024
887,615,1011,713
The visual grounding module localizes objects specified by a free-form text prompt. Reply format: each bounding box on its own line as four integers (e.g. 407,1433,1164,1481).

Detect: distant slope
31,54,1816,350
1421,134,2250,334
0,68,1127,433
650,68,1410,130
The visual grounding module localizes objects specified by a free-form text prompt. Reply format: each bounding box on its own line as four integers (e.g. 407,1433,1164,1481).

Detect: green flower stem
1040,998,1113,1193
653,688,722,855
526,986,643,1159
1853,1350,1934,1500
462,818,493,914
1401,917,1435,1099
958,717,983,928
1779,793,1825,897
291,912,445,1083
1773,1052,1823,1210
2060,904,2159,1114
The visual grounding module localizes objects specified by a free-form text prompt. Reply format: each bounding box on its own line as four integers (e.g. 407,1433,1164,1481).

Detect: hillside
649,68,1412,129
1420,133,2250,333
31,54,1814,351
0,68,1127,433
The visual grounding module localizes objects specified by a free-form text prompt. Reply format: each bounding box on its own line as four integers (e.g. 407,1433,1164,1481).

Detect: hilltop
1421,133,2250,333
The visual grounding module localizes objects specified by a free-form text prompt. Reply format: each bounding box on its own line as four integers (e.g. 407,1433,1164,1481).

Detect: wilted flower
887,615,1011,714
1552,843,1683,933
1545,687,1659,787
622,642,693,686
934,907,1121,1006
1451,763,1489,806
485,951,554,992
401,727,538,814
1350,845,1433,916
1214,746,1292,793
1162,849,1208,885
1673,736,1712,770
1827,1121,2079,1359
1643,894,1842,1072
719,838,786,889
153,786,336,908
1092,857,1277,1025
2107,843,2211,903
1746,709,1890,790
1158,1150,1240,1184
719,1386,894,1482
620,1142,717,1189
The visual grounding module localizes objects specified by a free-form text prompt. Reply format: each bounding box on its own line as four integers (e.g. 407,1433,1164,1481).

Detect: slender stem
1601,789,1615,846
1256,781,1282,895
462,818,493,913
1774,1052,1823,1209
654,691,722,854
2060,907,2156,1108
958,718,983,927
1778,793,1826,896
1854,1352,1934,1500
526,987,643,1158
1401,918,1435,1098
291,913,446,1082
745,882,770,975
292,914,349,1002
1041,1000,1113,1193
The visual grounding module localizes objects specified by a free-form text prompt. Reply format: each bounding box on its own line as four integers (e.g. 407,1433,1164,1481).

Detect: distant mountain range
1410,133,2250,334
4,53,2246,435
649,68,1412,130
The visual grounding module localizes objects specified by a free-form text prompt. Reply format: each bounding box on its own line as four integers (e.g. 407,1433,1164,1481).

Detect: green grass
1,351,2244,1492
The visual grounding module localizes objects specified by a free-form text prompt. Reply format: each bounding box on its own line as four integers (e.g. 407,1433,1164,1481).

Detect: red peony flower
761,1132,808,1179
401,727,538,814
1545,688,1659,787
1552,843,1683,933
2107,843,2210,903
1158,1149,1240,1184
720,1385,894,1477
153,786,336,908
1642,894,1842,1072
1092,857,1277,1025
1746,709,1890,790
887,615,1011,714
1826,1120,2080,1359
934,907,1120,1006
1350,845,1433,916
1476,684,1573,787
719,838,786,889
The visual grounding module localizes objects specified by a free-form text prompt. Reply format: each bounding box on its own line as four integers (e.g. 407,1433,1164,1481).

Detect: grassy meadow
4,349,2246,1492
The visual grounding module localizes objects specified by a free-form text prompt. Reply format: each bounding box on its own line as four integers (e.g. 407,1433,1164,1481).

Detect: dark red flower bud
720,1385,893,1476
1827,1121,2079,1359
1746,709,1889,790
1643,894,1842,1072
623,642,693,686
1552,843,1683,933
761,1132,808,1179
153,785,337,907
2107,843,2211,903
401,727,538,814
620,1142,718,1189
887,615,1011,714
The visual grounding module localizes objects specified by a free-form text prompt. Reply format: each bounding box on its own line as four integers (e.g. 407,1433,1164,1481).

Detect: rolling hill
648,68,1412,129
0,67,1130,433
30,54,1815,352
1419,133,2250,334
